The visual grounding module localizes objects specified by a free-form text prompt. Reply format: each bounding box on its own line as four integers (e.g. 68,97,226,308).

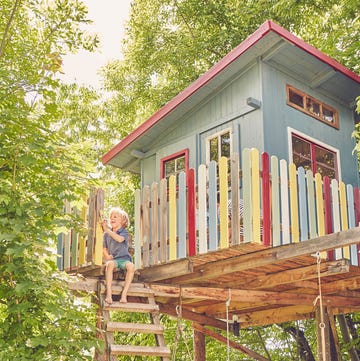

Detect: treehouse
60,21,360,360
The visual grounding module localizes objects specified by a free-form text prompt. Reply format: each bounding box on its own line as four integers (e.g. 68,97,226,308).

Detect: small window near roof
287,85,339,129
160,149,189,181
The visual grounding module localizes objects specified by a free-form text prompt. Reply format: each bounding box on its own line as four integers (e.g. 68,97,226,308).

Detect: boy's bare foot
119,296,127,303
105,296,113,304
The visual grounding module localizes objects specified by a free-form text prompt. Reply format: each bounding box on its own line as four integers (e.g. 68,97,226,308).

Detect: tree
102,0,359,129
0,1,104,359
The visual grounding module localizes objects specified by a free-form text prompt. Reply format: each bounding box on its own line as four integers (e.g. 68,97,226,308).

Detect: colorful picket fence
57,188,104,272
134,149,360,269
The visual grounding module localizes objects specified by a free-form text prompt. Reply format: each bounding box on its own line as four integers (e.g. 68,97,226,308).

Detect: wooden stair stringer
148,294,169,352
97,280,170,361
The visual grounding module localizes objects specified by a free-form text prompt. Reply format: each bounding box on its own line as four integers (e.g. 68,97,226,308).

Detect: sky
60,0,132,88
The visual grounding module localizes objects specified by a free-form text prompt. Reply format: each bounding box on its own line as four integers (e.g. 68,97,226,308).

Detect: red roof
102,20,360,166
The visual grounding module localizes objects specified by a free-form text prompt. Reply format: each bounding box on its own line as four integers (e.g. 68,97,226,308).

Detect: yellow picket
289,163,299,243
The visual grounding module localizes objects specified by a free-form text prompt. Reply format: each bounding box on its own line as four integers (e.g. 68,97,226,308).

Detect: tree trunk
338,314,360,361
282,324,316,361
193,323,206,361
346,315,360,359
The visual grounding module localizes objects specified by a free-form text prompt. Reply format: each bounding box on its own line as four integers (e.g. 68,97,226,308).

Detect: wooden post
193,323,206,361
93,292,107,361
87,191,96,263
315,306,331,361
327,308,342,361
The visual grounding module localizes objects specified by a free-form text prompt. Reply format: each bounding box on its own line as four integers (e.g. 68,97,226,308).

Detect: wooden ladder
98,281,171,361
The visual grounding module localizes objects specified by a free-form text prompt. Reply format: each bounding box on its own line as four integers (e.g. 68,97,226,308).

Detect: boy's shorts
114,259,130,270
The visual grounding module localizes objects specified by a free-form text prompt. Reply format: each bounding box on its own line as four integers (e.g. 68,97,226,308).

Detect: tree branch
0,0,23,58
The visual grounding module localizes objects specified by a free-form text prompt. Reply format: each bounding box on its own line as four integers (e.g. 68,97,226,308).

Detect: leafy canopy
0,0,103,359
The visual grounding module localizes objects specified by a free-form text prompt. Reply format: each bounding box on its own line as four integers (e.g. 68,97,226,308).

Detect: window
206,129,232,163
287,85,339,129
160,149,189,180
291,134,338,180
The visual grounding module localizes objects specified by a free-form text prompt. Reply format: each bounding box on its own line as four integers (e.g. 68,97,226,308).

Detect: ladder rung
104,302,159,313
107,321,164,334
100,284,154,297
110,345,171,357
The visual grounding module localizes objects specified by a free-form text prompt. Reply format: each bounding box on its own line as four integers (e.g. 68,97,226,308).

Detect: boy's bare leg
105,261,115,304
120,262,135,303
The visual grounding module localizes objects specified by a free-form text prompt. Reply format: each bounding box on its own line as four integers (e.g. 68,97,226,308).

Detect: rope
171,287,192,361
313,251,326,361
226,288,232,361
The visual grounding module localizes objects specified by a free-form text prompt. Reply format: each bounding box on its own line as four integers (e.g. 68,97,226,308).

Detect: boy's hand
102,220,110,231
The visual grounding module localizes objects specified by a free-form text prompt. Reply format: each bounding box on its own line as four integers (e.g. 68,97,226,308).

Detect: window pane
292,136,311,159
306,98,320,116
315,165,336,179
220,132,231,158
293,153,312,171
209,137,218,162
289,89,304,108
315,146,335,169
292,134,338,180
315,146,336,179
322,106,334,123
176,156,185,172
292,136,312,170
165,160,175,177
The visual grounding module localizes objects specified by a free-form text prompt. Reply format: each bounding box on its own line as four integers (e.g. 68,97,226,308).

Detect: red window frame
291,134,339,180
160,149,189,180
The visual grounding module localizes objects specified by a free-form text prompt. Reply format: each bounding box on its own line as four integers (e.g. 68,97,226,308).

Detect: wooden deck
144,230,360,328
71,227,360,330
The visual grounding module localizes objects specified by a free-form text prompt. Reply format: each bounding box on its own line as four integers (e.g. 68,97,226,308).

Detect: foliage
102,0,359,133
0,0,103,359
1,0,359,359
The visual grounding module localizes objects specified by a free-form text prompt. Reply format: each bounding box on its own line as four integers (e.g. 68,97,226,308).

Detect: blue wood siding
140,60,358,187
261,62,359,186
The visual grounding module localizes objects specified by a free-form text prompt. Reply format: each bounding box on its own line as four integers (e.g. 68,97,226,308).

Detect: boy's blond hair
109,207,129,228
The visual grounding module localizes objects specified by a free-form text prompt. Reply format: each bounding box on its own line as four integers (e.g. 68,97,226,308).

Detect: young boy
102,207,135,304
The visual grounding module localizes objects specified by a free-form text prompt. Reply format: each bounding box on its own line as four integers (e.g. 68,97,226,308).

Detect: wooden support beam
192,323,269,361
159,304,228,331
149,284,360,309
238,305,315,328
193,323,206,361
322,274,360,293
93,294,108,361
139,258,193,282
155,228,360,284
68,277,98,292
326,307,342,361
315,306,331,361
221,259,350,289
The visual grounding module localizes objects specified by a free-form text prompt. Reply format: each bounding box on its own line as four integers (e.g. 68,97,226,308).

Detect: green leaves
0,1,102,359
